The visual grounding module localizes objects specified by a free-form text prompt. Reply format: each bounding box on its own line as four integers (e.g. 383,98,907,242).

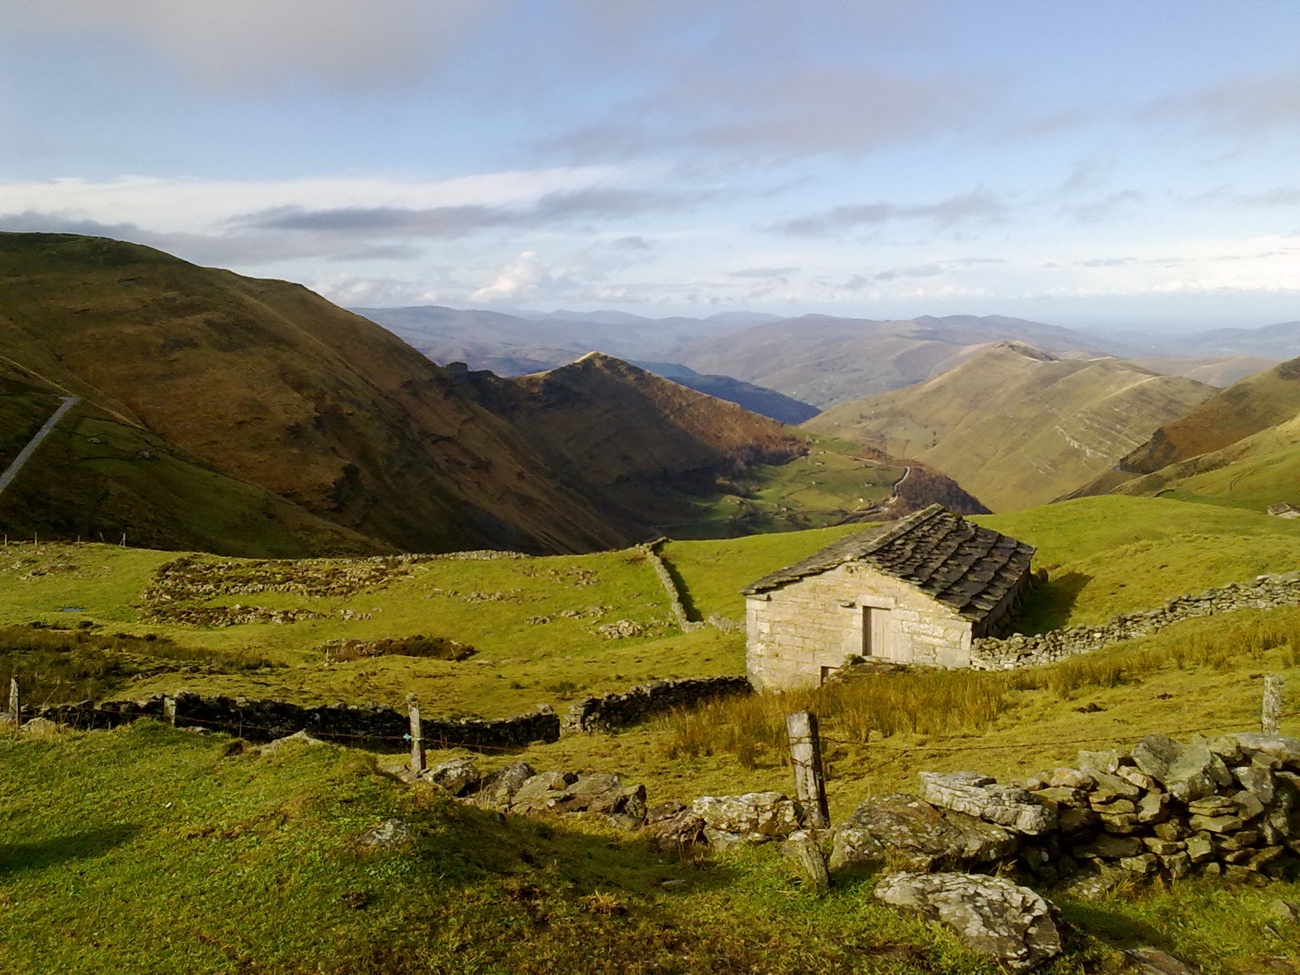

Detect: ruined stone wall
972,571,1300,670
35,692,559,751
834,732,1300,889
747,563,972,690
563,676,751,734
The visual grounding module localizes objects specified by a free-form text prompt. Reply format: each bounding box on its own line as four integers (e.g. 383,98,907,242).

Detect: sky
2,0,1298,332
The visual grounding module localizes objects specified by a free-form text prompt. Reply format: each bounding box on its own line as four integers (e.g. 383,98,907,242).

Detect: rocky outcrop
829,793,1017,873
562,677,751,734
874,872,1062,972
973,571,1300,670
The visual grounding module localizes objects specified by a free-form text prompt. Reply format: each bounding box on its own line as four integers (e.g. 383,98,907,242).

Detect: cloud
13,0,505,92
728,266,798,279
611,236,652,251
237,186,710,239
471,251,560,303
776,191,1010,236
1140,70,1300,136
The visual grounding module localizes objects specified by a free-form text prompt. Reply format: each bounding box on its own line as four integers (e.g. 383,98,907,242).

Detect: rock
1049,767,1095,790
1078,749,1124,775
1119,853,1159,875
423,757,481,797
690,792,803,842
645,800,688,824
1088,772,1142,799
509,771,580,811
1233,790,1266,822
874,871,1062,972
1186,794,1236,817
1268,898,1300,924
642,809,706,851
1161,852,1192,879
783,830,830,890
256,729,326,754
918,771,1055,835
1185,833,1215,862
1142,837,1184,856
358,818,414,848
1123,946,1200,975
830,794,1017,873
19,717,59,735
1233,763,1276,804
1031,786,1087,810
1131,734,1231,802
1188,813,1243,834
474,760,536,811
1115,766,1159,792
1153,821,1188,841
1136,792,1169,824
1224,733,1300,769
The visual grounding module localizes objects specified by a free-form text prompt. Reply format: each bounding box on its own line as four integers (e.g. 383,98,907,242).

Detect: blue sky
2,0,1298,331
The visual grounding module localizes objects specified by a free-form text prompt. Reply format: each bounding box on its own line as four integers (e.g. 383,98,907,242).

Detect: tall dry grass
658,611,1300,768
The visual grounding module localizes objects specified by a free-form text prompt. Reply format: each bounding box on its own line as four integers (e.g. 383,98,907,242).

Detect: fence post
163,694,177,728
8,677,19,723
1263,675,1284,735
407,693,426,776
786,710,830,828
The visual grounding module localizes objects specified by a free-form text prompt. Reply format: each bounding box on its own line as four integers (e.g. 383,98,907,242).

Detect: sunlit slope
0,232,621,554
807,342,1214,510
1115,356,1300,475
977,495,1300,631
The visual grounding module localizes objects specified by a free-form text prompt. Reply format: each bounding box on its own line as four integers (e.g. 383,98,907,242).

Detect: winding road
0,395,79,497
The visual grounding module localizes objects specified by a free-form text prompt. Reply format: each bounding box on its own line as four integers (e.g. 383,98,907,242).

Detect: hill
1132,354,1278,388
647,368,819,425
805,342,1216,511
677,314,1113,408
0,233,626,555
1101,356,1300,478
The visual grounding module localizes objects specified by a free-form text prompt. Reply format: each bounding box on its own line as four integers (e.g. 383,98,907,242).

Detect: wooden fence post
786,710,830,828
8,677,19,723
162,694,177,728
407,693,426,775
1263,675,1284,734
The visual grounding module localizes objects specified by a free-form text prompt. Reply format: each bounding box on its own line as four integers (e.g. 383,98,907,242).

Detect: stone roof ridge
855,503,946,559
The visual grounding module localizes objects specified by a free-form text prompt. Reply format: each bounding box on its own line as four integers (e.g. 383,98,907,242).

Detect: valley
5,232,1300,974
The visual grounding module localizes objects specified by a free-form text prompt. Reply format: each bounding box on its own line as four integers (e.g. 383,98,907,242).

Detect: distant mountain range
805,342,1216,511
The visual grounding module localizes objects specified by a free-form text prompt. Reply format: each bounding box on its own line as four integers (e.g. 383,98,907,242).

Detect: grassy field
6,493,1300,971
664,435,905,538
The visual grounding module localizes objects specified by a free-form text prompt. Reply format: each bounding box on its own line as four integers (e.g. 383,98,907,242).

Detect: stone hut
743,505,1035,690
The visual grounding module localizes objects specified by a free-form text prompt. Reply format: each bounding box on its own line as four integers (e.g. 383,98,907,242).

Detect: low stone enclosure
970,570,1300,671
15,677,756,749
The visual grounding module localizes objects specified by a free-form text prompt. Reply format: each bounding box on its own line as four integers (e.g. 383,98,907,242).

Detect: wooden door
862,606,891,658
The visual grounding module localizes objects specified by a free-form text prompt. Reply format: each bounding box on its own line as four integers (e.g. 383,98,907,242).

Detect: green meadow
5,494,1300,972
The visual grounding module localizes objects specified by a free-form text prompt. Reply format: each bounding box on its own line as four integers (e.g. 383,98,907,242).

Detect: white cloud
471,251,555,303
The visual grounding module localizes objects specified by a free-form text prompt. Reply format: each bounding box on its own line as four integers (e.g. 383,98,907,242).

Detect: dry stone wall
972,571,1300,670
35,692,559,751
834,731,1300,889
563,676,751,734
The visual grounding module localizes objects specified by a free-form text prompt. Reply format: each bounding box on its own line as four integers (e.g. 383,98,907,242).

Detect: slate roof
742,504,1035,622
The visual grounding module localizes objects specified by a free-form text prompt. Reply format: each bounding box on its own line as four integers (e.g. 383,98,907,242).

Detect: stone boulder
1131,734,1231,802
874,871,1062,972
919,772,1055,835
423,757,481,797
474,760,536,811
829,794,1018,873
1221,733,1300,769
642,803,707,851
689,792,804,845
357,818,414,849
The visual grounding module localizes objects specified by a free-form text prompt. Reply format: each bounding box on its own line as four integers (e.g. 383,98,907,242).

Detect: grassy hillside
807,342,1215,511
978,495,1300,631
0,232,622,555
1133,353,1278,388
0,368,385,558
1115,356,1300,476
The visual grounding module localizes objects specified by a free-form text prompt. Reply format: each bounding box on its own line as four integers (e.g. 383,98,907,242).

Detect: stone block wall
748,563,972,690
972,571,1300,670
35,692,560,751
563,676,752,734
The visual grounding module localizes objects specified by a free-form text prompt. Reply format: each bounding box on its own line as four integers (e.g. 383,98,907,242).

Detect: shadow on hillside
0,823,140,876
1018,571,1093,634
